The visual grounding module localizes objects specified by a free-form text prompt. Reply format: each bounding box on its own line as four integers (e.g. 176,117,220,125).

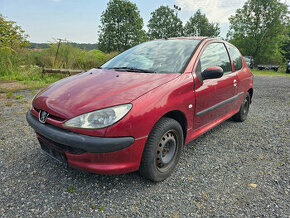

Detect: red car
27,37,253,182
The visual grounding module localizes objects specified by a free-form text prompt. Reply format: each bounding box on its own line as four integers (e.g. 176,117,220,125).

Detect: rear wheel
139,117,184,182
233,92,250,122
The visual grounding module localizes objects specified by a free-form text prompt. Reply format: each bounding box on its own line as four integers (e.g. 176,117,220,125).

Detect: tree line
1,0,289,65
98,0,289,65
98,2,220,53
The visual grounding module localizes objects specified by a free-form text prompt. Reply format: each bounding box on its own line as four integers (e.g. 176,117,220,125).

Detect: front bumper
26,111,134,153
26,111,147,174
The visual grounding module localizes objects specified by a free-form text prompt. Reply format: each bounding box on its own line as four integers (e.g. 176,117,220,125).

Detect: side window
200,43,232,73
227,44,243,71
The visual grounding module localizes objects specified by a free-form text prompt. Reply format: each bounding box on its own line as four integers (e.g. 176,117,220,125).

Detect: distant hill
28,42,98,50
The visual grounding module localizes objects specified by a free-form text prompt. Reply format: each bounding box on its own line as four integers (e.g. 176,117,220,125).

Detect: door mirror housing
201,67,224,80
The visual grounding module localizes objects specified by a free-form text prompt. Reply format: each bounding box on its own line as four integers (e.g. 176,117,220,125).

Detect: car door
193,42,238,130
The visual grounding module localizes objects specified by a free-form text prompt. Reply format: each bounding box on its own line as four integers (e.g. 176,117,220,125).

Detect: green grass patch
98,205,104,211
0,65,68,92
15,94,23,100
90,204,97,210
6,92,14,98
66,186,76,193
252,69,290,77
0,43,118,92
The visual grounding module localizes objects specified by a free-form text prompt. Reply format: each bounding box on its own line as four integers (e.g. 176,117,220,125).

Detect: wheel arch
162,110,187,143
248,88,253,103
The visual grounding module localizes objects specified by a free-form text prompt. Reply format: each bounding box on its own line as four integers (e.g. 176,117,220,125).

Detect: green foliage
66,186,76,193
6,92,13,99
227,0,289,65
184,10,220,37
28,42,98,50
280,25,290,61
15,94,23,100
29,41,117,69
89,204,97,210
0,41,118,89
0,47,21,76
98,205,104,211
98,0,147,52
148,6,183,39
0,14,29,50
252,69,290,77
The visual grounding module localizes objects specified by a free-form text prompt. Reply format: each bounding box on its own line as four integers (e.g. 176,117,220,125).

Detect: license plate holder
39,140,67,163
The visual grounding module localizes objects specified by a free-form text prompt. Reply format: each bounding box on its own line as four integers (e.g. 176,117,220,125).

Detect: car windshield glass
101,39,200,74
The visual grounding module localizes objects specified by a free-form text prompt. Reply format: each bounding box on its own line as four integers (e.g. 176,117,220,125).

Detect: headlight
63,104,132,129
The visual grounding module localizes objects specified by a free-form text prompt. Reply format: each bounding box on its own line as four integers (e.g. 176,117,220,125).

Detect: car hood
33,69,179,119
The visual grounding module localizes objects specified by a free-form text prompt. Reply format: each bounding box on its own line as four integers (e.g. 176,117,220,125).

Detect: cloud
175,0,246,23
176,0,290,23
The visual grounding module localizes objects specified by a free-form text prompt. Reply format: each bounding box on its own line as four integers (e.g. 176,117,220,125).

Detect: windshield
102,39,200,74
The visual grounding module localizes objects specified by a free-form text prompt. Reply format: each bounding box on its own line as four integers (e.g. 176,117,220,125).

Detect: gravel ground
0,76,289,217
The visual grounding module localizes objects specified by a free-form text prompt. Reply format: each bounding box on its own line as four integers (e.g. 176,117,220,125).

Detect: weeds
15,94,23,100
252,69,290,77
98,205,104,211
6,92,13,99
66,186,76,193
0,41,118,91
90,204,97,210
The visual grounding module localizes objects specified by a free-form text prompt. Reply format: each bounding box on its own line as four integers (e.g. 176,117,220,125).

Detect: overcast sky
0,0,289,43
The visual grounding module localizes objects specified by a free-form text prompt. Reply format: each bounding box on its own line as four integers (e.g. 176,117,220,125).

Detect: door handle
233,79,237,87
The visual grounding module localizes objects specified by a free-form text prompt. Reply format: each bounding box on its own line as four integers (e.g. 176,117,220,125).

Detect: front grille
38,134,86,154
34,106,65,121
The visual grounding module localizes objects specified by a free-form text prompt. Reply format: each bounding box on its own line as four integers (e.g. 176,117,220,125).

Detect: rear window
228,45,243,71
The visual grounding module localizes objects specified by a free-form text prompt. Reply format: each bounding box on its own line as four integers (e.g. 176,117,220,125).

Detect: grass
0,43,118,93
6,92,13,98
252,69,290,77
0,65,68,92
66,186,76,193
98,205,104,211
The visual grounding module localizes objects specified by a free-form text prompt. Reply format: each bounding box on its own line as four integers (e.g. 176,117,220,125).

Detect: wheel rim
156,130,177,172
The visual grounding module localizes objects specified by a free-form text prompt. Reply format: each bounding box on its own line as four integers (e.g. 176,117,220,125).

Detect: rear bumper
26,111,135,153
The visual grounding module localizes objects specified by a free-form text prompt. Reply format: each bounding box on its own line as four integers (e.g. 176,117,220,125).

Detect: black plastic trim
180,38,208,74
196,92,244,117
26,111,135,153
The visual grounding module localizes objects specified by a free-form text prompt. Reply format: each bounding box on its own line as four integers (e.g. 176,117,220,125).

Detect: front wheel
233,92,250,122
139,117,184,182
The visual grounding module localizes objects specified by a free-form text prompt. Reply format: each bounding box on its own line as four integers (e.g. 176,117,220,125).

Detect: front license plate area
39,140,67,163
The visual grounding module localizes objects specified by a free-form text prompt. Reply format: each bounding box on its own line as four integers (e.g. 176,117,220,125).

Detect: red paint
31,38,253,174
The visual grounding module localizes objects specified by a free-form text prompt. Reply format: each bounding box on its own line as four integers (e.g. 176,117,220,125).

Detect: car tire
139,117,184,182
233,92,250,122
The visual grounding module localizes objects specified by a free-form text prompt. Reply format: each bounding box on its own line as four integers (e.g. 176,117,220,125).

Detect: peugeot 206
26,37,253,181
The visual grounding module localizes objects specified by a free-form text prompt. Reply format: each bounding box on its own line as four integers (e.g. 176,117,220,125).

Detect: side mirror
201,67,224,80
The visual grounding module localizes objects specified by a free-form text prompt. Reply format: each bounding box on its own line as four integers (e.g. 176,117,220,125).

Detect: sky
0,0,289,43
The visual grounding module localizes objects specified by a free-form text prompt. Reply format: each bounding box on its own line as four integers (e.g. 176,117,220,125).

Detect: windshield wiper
108,67,156,74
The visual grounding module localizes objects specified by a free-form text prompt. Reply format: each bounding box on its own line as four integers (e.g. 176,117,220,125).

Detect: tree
0,14,29,50
98,0,147,53
227,0,288,64
148,6,183,39
280,24,290,62
184,10,220,37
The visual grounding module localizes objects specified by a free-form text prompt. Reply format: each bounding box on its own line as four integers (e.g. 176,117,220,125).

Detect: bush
0,46,22,77
0,41,119,87
29,42,118,70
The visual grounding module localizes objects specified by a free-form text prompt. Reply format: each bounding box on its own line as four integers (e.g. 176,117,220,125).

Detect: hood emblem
39,110,49,124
